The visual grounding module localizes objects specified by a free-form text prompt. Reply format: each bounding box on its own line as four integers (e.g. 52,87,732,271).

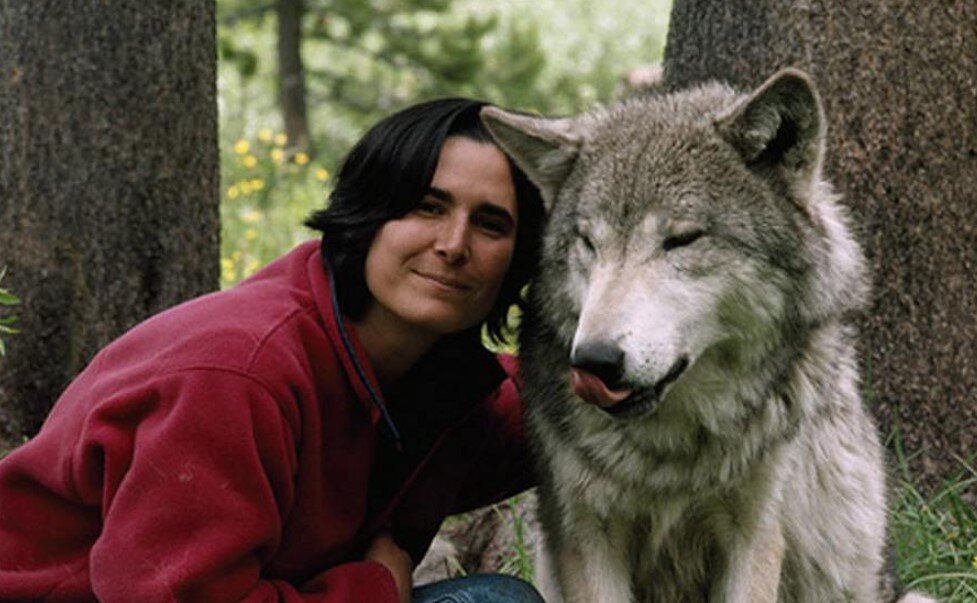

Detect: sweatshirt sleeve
74,368,399,603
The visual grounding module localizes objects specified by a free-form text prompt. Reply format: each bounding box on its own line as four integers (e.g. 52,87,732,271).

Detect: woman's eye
414,200,445,216
475,217,507,235
663,230,705,252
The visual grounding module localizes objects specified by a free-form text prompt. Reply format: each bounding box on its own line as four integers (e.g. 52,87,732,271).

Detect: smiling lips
412,270,472,291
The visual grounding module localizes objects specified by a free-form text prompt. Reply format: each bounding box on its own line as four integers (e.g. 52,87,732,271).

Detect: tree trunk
277,0,313,153
0,0,220,441
663,1,977,489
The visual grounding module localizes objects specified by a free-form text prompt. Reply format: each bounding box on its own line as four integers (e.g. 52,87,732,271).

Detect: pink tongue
571,368,634,408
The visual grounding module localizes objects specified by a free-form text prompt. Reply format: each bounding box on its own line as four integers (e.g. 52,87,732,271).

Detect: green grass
494,495,536,581
889,432,977,601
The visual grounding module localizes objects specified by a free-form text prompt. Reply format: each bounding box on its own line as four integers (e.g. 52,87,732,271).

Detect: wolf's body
482,71,932,602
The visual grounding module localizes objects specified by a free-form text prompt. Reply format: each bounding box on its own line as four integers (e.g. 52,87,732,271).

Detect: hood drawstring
327,267,404,454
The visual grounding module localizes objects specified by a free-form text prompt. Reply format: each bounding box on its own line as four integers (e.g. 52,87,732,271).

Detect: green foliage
889,425,977,601
220,130,332,287
462,0,671,112
220,35,260,79
892,473,977,601
494,495,535,581
0,268,20,357
476,19,547,111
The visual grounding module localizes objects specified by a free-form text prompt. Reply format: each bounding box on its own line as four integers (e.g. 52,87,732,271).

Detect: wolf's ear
480,107,581,212
716,68,825,184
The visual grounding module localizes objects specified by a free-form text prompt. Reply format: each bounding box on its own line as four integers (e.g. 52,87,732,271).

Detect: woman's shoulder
87,243,333,383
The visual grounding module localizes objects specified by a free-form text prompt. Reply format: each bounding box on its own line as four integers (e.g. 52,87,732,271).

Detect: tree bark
0,0,220,440
277,0,313,153
663,1,977,489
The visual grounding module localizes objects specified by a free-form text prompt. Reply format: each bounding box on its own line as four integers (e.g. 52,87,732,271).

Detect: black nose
571,340,626,389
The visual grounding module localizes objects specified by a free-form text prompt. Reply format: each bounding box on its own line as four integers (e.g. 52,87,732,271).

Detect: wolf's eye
663,230,705,252
578,234,596,256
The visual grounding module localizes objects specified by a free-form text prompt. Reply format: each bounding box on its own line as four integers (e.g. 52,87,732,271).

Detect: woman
0,99,545,602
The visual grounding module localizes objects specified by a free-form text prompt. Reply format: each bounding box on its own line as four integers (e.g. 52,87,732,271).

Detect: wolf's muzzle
570,340,626,389
570,340,636,410
570,341,691,416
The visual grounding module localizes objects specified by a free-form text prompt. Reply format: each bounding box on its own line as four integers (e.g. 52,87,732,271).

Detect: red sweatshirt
0,241,533,602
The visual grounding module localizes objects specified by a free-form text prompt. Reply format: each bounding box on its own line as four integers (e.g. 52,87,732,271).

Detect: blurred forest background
216,0,669,286
2,0,975,599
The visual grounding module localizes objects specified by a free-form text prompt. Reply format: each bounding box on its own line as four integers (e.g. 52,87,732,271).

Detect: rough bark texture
0,0,220,440
277,0,313,153
663,1,977,490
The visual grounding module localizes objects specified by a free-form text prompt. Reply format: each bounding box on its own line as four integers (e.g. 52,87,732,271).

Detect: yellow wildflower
245,259,261,275
258,128,273,143
315,168,330,182
232,251,243,260
243,155,258,169
294,152,310,166
274,133,288,147
972,555,977,571
227,185,240,200
271,149,285,165
233,139,250,155
250,178,265,191
240,181,254,195
245,228,258,241
221,259,238,282
241,209,263,224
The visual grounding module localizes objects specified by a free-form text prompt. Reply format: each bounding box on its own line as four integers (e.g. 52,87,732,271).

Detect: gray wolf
481,69,933,602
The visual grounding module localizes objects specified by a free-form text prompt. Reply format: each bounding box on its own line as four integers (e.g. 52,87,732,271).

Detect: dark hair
305,98,544,345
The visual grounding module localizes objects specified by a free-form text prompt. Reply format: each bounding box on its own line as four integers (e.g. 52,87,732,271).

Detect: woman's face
362,136,518,338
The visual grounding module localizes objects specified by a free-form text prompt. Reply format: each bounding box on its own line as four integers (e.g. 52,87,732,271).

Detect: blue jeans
411,573,545,603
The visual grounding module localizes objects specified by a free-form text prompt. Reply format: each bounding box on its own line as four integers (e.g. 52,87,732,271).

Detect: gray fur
482,69,932,603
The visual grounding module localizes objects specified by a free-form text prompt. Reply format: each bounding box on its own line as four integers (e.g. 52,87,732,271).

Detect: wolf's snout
571,341,625,387
570,341,634,407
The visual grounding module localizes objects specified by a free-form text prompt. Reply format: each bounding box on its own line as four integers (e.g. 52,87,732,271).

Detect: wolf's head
482,69,868,421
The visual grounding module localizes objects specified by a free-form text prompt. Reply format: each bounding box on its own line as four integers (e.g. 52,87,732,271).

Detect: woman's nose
434,216,470,263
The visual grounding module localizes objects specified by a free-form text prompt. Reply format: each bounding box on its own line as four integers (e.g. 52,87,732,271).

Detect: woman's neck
350,304,440,387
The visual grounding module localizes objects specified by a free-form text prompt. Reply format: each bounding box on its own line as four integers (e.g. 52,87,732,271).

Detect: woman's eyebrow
425,186,453,201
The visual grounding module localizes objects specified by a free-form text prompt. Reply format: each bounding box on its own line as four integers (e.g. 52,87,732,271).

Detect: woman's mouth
412,270,472,291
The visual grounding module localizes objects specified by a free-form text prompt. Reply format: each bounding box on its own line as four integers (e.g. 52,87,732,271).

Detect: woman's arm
0,368,399,603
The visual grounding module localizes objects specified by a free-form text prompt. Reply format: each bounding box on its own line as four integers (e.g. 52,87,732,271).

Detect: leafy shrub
220,129,332,288
0,268,19,356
